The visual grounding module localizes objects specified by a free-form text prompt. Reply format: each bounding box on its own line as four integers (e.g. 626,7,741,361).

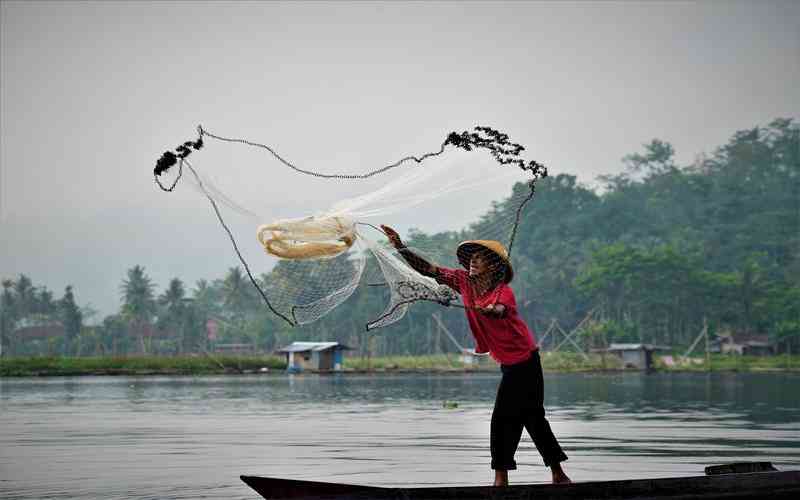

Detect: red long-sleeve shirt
435,267,537,365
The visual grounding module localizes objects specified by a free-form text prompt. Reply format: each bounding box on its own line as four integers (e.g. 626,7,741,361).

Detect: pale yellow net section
257,215,356,260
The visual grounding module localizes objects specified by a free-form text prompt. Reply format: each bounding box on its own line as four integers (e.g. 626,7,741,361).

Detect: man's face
469,251,492,278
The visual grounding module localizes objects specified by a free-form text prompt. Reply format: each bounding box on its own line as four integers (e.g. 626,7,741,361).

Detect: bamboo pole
538,318,558,348
683,321,708,358
554,324,590,360
704,317,711,371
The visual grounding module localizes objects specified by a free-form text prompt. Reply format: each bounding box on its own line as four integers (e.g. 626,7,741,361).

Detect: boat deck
241,469,800,500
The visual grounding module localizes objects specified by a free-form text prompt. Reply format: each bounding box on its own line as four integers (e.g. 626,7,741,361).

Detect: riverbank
2,352,798,377
0,354,287,376
656,353,798,372
0,352,616,376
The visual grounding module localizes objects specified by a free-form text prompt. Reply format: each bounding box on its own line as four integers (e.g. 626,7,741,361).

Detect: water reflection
0,372,798,499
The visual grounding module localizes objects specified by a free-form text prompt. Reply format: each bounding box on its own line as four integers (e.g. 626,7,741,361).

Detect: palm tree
59,286,83,356
1,279,17,356
191,279,222,352
221,267,252,315
13,274,35,322
34,287,57,319
120,265,156,354
220,267,253,342
192,279,220,316
158,278,186,354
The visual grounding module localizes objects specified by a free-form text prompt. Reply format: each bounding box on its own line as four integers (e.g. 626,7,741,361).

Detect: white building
606,343,670,370
275,341,351,372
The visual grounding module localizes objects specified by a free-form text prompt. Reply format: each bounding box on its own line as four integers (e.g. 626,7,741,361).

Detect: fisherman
381,225,571,487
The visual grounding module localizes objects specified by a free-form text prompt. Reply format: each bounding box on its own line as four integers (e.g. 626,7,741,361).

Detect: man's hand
381,225,404,249
475,305,492,315
476,304,506,317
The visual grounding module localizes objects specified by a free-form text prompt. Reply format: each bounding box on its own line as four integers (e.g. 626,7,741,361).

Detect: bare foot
551,464,572,484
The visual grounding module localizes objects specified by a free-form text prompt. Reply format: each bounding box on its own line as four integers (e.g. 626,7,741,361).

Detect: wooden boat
241,462,800,500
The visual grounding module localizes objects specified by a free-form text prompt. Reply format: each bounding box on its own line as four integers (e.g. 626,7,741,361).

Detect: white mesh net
154,126,546,330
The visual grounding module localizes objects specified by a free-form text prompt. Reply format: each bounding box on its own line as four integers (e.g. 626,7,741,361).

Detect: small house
276,341,351,372
606,343,670,370
710,333,775,356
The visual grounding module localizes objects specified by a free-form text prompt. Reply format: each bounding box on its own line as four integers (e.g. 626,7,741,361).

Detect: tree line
1,118,797,357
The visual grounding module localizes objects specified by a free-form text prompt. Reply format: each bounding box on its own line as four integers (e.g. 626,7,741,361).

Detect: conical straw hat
456,240,514,283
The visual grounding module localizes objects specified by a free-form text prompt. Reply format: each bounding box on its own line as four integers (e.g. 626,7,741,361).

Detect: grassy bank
343,354,471,371
343,352,623,372
0,354,286,376
345,352,800,372
657,353,799,372
1,352,616,376
2,352,797,377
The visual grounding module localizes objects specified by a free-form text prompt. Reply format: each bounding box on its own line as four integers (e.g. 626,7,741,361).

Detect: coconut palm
13,274,35,320
220,267,262,343
158,278,186,354
192,279,217,312
120,265,156,354
34,287,57,318
221,267,250,314
59,286,83,356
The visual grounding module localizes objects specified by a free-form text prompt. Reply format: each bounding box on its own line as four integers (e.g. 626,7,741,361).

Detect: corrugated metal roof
276,341,349,353
607,343,671,351
608,343,644,350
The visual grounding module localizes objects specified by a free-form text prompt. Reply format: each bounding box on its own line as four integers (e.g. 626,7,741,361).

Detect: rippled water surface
1,372,798,499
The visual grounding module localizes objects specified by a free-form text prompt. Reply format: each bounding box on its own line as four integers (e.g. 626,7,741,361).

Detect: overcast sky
1,0,798,320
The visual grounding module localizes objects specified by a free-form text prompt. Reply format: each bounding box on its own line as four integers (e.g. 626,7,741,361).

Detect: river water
1,371,798,499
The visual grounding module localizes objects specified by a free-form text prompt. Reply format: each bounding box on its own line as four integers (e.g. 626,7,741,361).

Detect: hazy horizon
2,0,798,319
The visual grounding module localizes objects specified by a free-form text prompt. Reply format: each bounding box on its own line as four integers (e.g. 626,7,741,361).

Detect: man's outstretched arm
381,225,439,278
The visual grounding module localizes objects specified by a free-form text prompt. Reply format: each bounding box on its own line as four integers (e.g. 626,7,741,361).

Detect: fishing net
153,126,547,330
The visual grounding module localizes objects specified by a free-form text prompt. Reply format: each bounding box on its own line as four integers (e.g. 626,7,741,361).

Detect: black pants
490,350,568,470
